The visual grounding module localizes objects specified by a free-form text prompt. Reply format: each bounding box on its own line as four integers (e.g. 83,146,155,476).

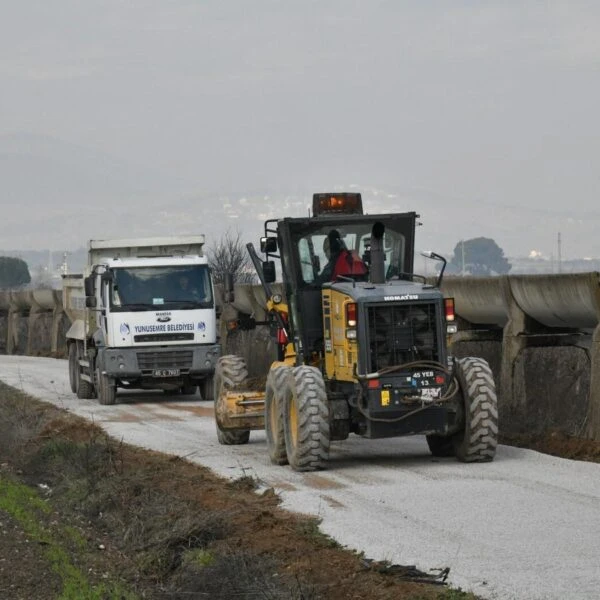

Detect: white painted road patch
1,355,599,600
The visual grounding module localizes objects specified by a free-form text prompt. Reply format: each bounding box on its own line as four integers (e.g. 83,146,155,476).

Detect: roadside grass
0,475,137,600
0,380,479,599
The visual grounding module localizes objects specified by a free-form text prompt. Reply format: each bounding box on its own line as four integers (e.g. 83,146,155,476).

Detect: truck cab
65,236,220,404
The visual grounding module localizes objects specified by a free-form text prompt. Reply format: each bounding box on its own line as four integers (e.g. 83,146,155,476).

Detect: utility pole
557,232,562,274
461,240,465,276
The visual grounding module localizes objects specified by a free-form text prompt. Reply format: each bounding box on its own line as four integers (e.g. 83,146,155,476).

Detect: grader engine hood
322,280,446,383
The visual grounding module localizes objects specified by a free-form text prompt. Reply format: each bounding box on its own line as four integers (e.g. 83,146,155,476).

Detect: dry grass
0,381,475,599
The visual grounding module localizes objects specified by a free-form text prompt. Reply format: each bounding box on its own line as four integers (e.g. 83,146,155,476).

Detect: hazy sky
2,1,600,259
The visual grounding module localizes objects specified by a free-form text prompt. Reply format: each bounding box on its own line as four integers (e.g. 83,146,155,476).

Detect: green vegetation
449,237,511,275
0,255,31,288
0,476,137,600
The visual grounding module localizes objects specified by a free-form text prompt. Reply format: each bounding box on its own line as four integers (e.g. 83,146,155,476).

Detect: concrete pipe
32,289,58,311
441,276,509,327
509,272,600,329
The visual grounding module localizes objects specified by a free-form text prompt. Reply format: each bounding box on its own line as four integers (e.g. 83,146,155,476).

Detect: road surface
1,355,599,600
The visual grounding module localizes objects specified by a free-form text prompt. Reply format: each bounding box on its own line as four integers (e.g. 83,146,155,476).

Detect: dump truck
63,236,220,404
214,193,498,470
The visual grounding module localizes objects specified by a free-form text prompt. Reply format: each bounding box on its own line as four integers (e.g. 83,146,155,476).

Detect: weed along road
1,356,600,600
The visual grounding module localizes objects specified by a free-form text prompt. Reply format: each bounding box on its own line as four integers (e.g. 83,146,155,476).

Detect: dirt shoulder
0,381,474,600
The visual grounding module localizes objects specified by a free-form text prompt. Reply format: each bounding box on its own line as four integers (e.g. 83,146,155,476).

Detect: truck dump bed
88,235,205,265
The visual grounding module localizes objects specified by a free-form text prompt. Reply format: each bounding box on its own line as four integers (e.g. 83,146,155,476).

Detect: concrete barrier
2,273,599,439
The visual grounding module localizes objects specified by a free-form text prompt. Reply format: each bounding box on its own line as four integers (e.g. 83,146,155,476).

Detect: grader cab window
295,225,407,285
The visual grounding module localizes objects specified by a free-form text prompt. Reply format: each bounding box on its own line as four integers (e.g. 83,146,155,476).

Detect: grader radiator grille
366,302,438,371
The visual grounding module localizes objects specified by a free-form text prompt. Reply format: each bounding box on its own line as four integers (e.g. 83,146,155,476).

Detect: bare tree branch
206,230,257,285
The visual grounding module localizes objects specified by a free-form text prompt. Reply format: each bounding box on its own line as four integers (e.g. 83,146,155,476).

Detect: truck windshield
110,265,213,310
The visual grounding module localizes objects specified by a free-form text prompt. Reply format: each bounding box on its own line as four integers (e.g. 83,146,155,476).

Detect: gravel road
1,355,599,600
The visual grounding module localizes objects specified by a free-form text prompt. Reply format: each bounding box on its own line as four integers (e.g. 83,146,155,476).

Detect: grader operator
214,193,498,471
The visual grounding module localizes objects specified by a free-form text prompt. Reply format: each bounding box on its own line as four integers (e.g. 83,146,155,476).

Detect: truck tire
214,355,250,445
283,366,330,471
68,343,78,393
96,368,117,406
180,383,197,396
75,343,95,400
198,376,214,401
265,366,291,465
453,357,498,462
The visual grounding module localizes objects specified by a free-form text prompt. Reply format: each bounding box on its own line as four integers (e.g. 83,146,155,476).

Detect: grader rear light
345,302,357,340
345,302,357,327
444,297,455,321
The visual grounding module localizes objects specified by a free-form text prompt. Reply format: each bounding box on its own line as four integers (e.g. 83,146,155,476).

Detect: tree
449,237,511,276
206,230,257,285
0,256,31,289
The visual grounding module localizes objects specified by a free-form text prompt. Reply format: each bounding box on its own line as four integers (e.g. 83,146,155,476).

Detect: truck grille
134,333,194,343
137,350,194,371
366,302,438,371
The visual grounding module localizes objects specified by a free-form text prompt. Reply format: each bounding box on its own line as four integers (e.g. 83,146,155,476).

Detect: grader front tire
214,355,251,446
265,366,291,465
283,366,330,472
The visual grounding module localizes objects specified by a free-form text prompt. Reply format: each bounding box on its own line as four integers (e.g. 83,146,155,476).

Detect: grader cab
214,193,498,471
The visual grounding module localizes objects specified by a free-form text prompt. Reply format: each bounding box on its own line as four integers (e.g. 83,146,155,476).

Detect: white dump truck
63,236,220,404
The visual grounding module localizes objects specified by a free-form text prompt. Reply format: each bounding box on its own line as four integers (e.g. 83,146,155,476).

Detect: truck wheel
68,343,78,393
265,366,291,465
453,357,498,462
426,434,455,457
180,383,197,396
198,376,214,401
76,377,95,400
283,366,330,471
75,343,95,399
214,355,250,445
96,369,117,406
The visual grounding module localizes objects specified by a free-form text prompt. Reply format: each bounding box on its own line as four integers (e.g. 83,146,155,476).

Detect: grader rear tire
453,357,498,462
283,366,330,472
214,355,251,445
265,366,291,465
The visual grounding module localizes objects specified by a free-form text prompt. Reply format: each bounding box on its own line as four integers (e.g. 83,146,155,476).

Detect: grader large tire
265,366,291,465
453,357,498,462
214,355,251,445
283,366,330,472
96,368,117,406
68,343,78,393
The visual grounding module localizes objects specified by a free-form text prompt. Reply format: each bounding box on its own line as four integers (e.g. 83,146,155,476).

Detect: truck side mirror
86,296,97,308
260,236,278,253
263,261,276,283
84,275,94,297
224,273,235,303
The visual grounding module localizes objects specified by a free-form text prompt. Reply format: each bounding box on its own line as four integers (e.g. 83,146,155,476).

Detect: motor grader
214,193,498,471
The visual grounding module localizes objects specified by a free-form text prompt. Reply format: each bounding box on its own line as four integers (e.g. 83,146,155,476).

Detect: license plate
153,368,180,378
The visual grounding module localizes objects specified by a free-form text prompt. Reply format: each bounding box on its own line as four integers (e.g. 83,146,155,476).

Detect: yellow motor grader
214,193,498,471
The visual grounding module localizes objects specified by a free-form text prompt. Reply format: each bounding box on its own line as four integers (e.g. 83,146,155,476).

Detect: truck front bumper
99,344,221,380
